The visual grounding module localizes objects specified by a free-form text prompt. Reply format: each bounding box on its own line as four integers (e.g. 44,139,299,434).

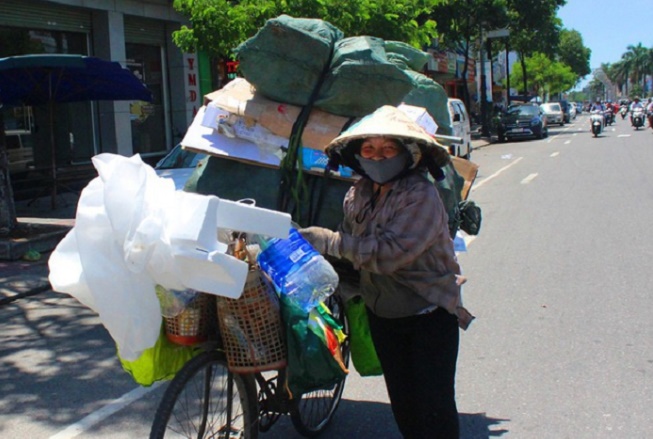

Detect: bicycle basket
164,292,216,346
217,268,287,373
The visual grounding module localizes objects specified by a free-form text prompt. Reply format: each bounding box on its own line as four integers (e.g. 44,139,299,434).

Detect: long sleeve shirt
338,171,463,318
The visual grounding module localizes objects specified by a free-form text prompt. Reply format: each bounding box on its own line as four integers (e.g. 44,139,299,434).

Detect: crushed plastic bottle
257,228,339,312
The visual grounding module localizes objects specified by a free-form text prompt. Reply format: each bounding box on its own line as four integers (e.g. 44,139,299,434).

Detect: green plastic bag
119,326,197,387
344,297,383,377
280,296,348,397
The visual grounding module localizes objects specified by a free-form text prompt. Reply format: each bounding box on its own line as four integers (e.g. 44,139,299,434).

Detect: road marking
618,134,631,137
550,152,560,157
521,173,538,184
573,133,578,136
564,140,571,144
472,157,523,191
49,383,163,439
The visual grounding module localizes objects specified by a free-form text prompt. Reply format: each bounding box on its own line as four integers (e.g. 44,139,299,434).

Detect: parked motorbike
632,108,645,130
620,106,628,120
590,110,604,137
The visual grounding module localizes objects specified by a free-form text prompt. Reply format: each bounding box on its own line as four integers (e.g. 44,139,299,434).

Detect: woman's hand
298,227,342,258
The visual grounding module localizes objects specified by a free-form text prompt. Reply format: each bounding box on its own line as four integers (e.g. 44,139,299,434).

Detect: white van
447,98,472,159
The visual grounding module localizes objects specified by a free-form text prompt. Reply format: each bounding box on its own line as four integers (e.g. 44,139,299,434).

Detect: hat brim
324,105,451,171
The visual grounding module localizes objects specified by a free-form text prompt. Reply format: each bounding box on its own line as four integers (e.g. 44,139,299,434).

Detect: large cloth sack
235,15,343,106
384,40,430,72
402,70,453,136
315,36,414,117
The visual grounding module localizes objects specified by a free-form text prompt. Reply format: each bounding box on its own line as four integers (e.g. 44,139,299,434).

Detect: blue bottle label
288,247,308,264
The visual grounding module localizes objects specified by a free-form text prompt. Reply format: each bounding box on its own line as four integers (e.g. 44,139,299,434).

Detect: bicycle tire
150,350,259,439
290,293,351,437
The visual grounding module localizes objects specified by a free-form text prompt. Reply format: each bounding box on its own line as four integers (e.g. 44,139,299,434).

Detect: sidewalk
0,193,77,306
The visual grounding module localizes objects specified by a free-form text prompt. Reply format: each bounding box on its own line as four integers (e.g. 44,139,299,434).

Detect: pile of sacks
181,15,453,177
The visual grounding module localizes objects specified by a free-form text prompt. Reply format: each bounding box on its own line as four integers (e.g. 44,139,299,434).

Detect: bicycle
149,268,350,439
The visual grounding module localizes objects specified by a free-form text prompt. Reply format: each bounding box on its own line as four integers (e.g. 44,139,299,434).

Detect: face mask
355,152,409,184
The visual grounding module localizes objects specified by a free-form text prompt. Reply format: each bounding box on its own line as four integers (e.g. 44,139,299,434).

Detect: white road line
550,152,560,157
49,383,163,439
572,133,578,136
521,173,538,184
472,157,523,191
618,134,631,137
564,140,571,144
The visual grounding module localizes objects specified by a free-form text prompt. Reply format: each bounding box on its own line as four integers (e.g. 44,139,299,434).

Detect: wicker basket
217,268,286,373
164,293,215,346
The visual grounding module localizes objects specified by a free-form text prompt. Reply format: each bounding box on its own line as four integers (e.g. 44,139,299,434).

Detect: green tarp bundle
235,15,449,126
235,15,343,106
315,36,413,117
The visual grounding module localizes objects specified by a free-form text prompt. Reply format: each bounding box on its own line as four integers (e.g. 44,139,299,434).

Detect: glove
298,227,342,258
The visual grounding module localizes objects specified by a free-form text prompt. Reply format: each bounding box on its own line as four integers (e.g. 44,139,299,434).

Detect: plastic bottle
257,228,339,312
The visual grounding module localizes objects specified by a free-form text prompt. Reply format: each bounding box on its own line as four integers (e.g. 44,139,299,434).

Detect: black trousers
367,307,460,439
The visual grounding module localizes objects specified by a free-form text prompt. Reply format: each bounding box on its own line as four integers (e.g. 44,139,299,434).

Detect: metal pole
506,41,510,107
480,29,490,138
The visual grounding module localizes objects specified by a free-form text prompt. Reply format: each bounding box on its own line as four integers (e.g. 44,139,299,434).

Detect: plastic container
257,228,339,311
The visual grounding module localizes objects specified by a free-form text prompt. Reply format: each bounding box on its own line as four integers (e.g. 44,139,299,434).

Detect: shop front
0,1,192,196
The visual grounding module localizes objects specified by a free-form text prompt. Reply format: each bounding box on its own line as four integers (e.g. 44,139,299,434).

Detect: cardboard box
451,156,479,200
204,78,351,151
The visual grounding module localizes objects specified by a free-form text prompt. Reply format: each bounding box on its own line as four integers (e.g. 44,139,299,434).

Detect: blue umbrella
0,54,152,105
0,54,152,209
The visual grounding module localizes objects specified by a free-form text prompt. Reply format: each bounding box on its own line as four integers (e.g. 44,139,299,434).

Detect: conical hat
324,105,451,171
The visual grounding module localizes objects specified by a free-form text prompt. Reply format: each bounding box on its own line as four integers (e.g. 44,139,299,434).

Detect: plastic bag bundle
281,295,348,397
344,297,382,377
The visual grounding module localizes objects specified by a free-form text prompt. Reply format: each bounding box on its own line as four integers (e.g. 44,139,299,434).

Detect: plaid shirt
339,171,462,318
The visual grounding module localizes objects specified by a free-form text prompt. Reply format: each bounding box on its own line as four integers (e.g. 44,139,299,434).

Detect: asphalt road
2,114,653,438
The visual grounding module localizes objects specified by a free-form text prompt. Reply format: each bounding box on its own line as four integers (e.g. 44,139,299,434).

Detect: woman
300,105,473,438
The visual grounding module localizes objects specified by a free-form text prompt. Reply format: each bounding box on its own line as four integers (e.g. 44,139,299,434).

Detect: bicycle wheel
150,350,259,439
290,293,351,437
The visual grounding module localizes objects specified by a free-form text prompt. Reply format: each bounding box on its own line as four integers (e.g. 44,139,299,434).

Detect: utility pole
479,28,490,138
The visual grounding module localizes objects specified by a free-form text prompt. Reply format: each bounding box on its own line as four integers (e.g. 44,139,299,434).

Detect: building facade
1,0,201,178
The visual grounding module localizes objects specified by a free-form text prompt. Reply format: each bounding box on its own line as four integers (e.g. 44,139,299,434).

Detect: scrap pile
181,15,454,220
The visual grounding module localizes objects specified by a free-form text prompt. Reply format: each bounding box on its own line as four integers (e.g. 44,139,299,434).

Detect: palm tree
606,60,629,97
621,43,648,94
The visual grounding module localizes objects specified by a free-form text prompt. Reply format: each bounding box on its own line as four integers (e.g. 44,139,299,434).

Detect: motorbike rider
630,97,644,126
590,98,604,112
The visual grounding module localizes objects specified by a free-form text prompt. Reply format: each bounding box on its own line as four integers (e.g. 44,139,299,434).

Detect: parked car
497,103,548,142
568,103,577,120
540,102,564,126
447,98,472,159
155,144,207,190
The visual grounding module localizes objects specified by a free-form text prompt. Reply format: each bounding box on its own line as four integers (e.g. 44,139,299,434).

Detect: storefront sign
184,53,200,117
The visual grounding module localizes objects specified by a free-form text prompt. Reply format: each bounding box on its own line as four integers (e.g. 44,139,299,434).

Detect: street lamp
479,27,510,138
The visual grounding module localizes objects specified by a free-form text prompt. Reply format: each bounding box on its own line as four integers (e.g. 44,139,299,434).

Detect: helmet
595,98,601,103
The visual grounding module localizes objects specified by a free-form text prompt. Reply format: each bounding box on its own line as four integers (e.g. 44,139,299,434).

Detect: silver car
540,102,564,126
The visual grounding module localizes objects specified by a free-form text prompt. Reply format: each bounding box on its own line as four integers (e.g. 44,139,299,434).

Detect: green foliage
557,29,590,79
508,52,575,97
172,0,444,58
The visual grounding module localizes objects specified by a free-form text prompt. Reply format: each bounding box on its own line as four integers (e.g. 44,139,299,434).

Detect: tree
604,61,629,97
172,0,444,58
508,52,575,99
557,29,591,81
621,43,649,94
506,0,566,93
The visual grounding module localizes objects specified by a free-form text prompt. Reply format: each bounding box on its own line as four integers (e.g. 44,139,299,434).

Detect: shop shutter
124,16,166,46
0,2,91,33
